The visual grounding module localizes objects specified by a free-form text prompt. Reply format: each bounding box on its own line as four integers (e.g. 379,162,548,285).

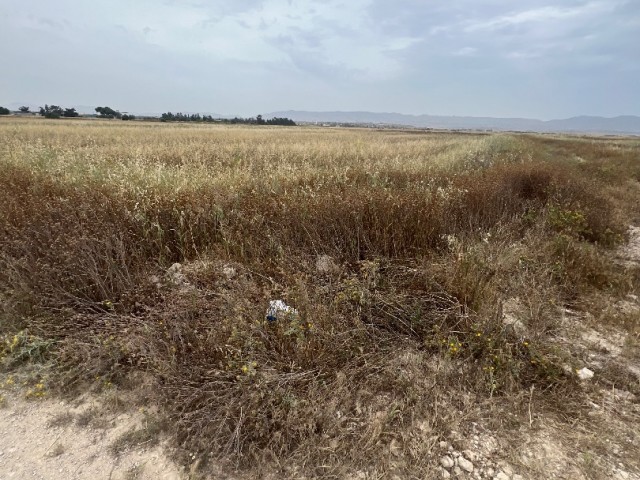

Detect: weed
48,411,75,428
75,408,105,428
50,443,66,457
1,119,638,476
110,413,167,455
0,331,53,369
124,463,145,480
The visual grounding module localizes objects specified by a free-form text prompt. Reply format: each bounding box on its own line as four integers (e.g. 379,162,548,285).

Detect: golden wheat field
1,117,639,479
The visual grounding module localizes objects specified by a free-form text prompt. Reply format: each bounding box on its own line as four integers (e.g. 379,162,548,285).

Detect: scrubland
1,117,639,479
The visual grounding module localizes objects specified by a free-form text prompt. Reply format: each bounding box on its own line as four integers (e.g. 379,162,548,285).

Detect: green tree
266,117,296,126
39,105,64,119
63,108,79,117
95,106,121,119
0,106,10,115
18,106,30,113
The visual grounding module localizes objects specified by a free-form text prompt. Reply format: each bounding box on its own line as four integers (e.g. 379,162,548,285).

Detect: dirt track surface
0,392,182,480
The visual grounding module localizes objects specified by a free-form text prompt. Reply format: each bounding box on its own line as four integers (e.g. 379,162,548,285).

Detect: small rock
222,265,236,279
463,449,478,462
439,468,451,479
494,473,510,480
577,367,594,381
486,467,495,477
316,254,339,274
458,457,474,473
513,475,523,480
440,456,455,469
439,441,450,449
453,466,462,476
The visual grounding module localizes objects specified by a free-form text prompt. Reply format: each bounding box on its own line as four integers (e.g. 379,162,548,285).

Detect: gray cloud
0,0,638,118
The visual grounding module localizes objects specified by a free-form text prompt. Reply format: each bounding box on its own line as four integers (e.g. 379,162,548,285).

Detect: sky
1,0,639,119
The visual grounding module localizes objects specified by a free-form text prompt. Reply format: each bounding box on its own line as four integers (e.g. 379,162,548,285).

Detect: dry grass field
1,117,639,479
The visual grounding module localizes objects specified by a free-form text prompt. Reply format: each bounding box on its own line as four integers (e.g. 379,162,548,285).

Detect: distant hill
267,111,640,134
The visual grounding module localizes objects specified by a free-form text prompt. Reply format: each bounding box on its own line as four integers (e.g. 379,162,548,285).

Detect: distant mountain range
267,111,640,135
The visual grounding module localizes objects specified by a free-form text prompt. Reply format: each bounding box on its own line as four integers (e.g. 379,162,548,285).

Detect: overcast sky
1,0,638,119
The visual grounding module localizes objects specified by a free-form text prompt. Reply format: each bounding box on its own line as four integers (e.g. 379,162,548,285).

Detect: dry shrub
116,260,573,469
1,120,638,476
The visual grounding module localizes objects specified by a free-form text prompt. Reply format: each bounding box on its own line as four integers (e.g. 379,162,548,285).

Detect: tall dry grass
1,117,639,476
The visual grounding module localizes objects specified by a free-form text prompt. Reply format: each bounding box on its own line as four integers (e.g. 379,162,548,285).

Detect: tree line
39,105,80,118
160,112,295,126
0,105,294,126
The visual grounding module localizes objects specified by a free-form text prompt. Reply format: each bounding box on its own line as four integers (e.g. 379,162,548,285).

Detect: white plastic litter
266,300,298,322
577,367,594,381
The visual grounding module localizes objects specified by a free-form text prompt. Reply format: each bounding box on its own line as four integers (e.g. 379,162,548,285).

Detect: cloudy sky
1,0,638,119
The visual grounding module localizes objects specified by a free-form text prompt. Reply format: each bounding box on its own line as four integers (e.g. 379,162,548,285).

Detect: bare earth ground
0,391,182,480
0,226,639,480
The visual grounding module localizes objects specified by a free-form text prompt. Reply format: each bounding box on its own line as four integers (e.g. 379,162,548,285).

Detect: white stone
439,468,451,479
222,265,236,278
316,254,339,274
501,465,514,476
458,457,474,473
440,456,454,469
512,475,523,480
494,473,510,480
577,367,594,381
453,466,462,476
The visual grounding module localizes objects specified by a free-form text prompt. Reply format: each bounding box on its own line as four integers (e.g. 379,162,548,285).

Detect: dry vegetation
1,117,639,478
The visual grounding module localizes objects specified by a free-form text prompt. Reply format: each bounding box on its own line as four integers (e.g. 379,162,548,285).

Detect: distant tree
157,111,294,126
18,106,30,113
266,117,296,126
95,106,121,119
0,106,10,115
63,108,79,117
39,104,64,119
121,114,136,121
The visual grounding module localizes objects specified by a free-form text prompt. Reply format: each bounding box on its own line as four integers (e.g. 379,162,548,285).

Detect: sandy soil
0,391,183,480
